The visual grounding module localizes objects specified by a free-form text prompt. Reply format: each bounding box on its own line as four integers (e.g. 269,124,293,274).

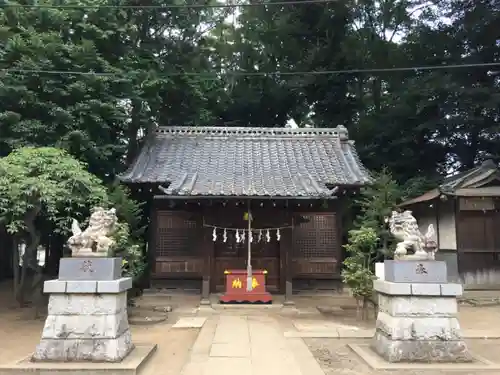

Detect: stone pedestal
371,262,472,363
32,258,134,362
375,262,385,281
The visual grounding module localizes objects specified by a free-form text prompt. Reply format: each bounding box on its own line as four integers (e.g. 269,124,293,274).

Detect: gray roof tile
119,126,372,197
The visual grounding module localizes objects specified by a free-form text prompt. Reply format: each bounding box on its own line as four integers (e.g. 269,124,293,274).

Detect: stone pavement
180,314,326,375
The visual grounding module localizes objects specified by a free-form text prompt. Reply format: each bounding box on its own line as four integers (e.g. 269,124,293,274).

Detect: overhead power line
2,0,338,9
2,62,500,78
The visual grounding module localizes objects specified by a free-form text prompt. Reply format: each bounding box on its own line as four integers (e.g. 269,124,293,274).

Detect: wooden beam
283,210,294,305
201,211,213,305
147,203,157,288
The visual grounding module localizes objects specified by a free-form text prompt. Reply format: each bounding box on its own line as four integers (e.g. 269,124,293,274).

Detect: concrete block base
373,278,472,363
371,330,473,363
349,344,499,370
0,344,157,375
33,331,134,363
43,278,132,294
34,291,134,362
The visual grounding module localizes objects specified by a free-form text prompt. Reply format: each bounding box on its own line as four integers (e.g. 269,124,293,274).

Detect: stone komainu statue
388,210,438,260
67,207,118,257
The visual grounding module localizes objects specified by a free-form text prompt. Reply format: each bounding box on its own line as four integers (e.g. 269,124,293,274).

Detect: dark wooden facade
150,199,343,293
456,197,500,282
120,126,373,295
400,160,500,287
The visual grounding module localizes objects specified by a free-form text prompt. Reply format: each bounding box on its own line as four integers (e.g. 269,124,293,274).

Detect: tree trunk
362,298,368,321
372,77,382,113
16,204,43,310
125,99,142,166
12,236,19,299
16,248,29,306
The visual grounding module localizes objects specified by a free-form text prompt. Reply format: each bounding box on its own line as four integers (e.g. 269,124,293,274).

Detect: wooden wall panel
457,211,500,252
292,213,340,278
154,256,205,277
153,210,203,278
292,258,338,278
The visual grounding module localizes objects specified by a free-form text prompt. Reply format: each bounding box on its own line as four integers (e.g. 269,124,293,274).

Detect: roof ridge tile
154,126,349,140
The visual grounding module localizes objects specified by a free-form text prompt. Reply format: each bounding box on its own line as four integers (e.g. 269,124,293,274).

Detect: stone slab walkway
181,315,326,375
284,319,500,339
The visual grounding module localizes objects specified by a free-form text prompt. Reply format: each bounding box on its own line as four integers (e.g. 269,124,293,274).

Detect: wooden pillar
146,204,157,289
282,214,294,306
200,220,213,305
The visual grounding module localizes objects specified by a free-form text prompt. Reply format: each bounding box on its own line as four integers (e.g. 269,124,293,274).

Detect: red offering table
219,269,273,304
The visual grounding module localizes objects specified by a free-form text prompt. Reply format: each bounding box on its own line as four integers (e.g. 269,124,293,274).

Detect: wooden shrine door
210,208,281,293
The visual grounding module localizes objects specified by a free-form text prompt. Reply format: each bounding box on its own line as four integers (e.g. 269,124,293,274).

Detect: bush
107,181,147,285
110,222,146,282
354,168,402,256
109,222,146,306
341,227,378,318
107,181,146,241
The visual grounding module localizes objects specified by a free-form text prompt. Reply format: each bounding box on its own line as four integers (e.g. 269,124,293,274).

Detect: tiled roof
439,159,500,193
119,126,372,198
400,159,500,206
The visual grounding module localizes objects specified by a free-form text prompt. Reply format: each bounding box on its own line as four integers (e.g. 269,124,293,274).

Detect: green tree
0,3,130,178
107,180,146,240
211,0,354,127
0,0,227,178
354,169,403,254
341,227,378,319
107,180,148,299
0,147,107,307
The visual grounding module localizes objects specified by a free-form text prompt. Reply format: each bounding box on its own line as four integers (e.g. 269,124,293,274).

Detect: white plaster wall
416,211,438,244
437,200,456,250
405,202,459,282
408,199,500,289
410,200,457,250
407,203,439,245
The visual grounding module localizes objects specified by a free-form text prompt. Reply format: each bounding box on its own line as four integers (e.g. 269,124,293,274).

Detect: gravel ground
305,338,500,375
306,338,373,375
0,305,198,375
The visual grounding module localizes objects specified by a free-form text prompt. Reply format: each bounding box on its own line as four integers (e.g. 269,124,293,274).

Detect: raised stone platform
43,277,132,295
0,344,157,375
33,278,134,362
372,279,473,363
350,344,500,371
32,256,136,363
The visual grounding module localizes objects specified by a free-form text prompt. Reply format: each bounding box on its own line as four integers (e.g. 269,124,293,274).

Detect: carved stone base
371,330,472,363
32,331,134,362
372,278,472,363
32,285,134,362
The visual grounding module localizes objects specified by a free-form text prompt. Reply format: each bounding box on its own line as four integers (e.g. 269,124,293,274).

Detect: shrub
110,222,146,282
341,227,378,319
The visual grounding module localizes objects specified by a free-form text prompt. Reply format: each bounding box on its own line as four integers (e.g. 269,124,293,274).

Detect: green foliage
341,227,378,299
107,182,147,284
402,176,439,200
0,147,107,234
107,180,146,240
110,222,146,282
0,0,498,185
0,0,226,178
354,168,402,254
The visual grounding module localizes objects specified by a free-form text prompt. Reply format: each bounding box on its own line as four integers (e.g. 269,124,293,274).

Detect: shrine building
119,126,372,301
